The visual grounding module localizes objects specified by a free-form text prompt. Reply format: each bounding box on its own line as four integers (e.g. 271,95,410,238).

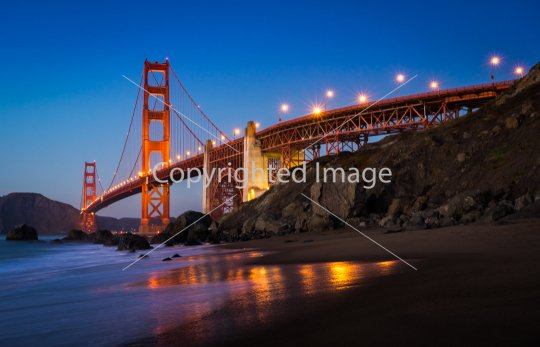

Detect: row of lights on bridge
221,56,525,139
268,56,526,120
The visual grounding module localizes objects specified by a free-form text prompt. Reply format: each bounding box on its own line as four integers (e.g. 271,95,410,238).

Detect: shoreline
135,218,540,346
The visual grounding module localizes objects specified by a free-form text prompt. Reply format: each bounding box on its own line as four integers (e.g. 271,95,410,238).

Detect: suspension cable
107,70,143,191
169,64,231,142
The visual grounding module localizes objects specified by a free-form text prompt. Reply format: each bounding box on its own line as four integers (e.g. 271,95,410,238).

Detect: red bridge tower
140,60,170,234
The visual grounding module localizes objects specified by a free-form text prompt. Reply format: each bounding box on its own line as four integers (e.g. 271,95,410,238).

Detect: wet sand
135,219,540,346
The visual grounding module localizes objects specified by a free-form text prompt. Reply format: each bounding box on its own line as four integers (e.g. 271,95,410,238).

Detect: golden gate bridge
80,59,515,234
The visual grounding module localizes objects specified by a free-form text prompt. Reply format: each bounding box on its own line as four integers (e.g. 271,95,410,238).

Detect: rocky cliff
0,193,139,234
217,62,540,241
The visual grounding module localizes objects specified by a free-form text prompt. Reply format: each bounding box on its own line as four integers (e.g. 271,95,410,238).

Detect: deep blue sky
1,0,539,218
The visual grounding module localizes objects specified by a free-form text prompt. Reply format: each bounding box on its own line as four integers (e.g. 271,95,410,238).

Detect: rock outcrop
90,229,119,246
63,229,89,241
151,211,213,245
117,233,151,251
6,224,38,241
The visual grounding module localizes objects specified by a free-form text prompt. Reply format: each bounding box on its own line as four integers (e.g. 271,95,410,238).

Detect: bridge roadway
84,80,513,214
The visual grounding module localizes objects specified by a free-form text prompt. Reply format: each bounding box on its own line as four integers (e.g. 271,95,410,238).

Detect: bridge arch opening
210,172,243,220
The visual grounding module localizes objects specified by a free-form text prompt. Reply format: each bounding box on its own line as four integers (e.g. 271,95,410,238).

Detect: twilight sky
1,0,539,218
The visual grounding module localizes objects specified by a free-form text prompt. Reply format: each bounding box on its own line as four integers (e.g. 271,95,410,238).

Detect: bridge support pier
202,139,213,213
243,121,269,202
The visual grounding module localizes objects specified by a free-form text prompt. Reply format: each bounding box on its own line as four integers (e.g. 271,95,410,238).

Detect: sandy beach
142,218,540,346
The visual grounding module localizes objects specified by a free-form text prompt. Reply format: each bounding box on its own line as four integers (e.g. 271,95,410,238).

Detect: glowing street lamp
220,134,226,141
490,56,500,82
279,103,289,123
255,122,260,128
358,94,368,103
233,128,240,139
430,81,439,91
176,154,181,160
324,90,334,110
312,106,322,115
395,74,405,96
514,66,524,78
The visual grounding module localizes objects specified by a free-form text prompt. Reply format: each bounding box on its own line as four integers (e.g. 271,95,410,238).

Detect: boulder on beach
6,224,38,241
151,210,214,246
90,229,119,246
63,229,90,241
117,233,151,251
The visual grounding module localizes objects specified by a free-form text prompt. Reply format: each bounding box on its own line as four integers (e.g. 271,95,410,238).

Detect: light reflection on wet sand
126,249,402,346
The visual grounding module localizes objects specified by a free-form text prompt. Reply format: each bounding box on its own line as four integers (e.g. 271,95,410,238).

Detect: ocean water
0,235,401,346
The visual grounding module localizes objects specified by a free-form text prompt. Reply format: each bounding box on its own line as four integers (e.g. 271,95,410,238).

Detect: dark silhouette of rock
117,233,151,251
138,254,149,259
151,211,213,246
63,229,89,241
6,224,38,241
52,238,63,244
162,257,172,261
91,229,118,246
171,253,181,258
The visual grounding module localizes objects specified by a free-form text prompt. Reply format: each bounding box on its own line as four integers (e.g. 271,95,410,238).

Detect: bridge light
324,90,334,111
396,74,405,83
255,122,260,128
176,154,180,160
280,103,289,113
358,94,368,103
490,55,501,82
212,140,216,145
186,151,191,156
198,146,202,151
234,128,241,136
430,81,439,90
312,106,322,115
220,134,226,141
514,66,524,77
